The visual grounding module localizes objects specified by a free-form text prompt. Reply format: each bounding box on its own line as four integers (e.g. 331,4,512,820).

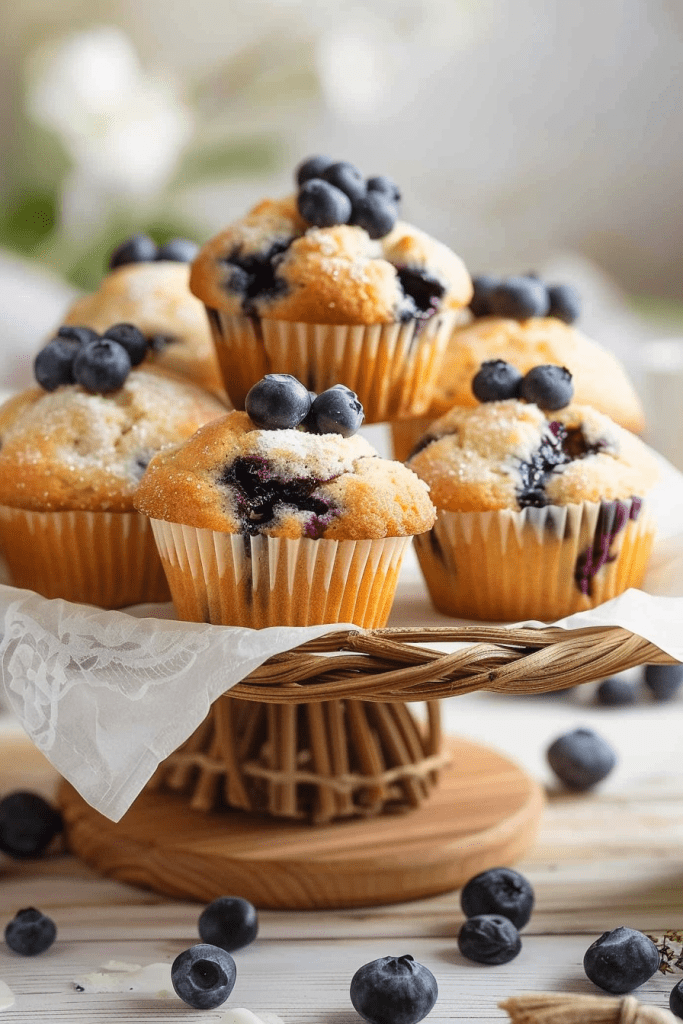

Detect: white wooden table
0,673,682,1024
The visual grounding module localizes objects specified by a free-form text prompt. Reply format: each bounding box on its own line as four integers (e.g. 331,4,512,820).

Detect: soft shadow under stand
59,623,676,909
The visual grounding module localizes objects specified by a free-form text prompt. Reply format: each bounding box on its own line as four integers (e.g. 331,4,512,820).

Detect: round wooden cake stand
58,736,544,910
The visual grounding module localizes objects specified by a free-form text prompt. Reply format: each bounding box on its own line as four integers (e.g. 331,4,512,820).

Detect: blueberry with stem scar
458,915,522,965
519,365,574,411
73,339,132,394
583,927,660,993
350,954,438,1024
5,908,56,956
171,943,236,1010
460,867,534,929
245,374,312,430
306,385,364,436
471,360,523,402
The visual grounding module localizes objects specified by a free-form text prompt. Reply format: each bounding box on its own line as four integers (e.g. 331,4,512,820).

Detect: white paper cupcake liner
0,506,170,609
206,311,457,423
151,519,410,628
414,497,656,622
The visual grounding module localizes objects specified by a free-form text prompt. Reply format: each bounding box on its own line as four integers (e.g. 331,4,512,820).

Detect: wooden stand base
58,737,544,909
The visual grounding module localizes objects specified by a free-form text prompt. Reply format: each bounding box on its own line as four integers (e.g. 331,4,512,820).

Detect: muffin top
0,368,226,513
63,259,224,395
408,398,658,513
134,375,436,540
425,316,644,434
190,194,472,326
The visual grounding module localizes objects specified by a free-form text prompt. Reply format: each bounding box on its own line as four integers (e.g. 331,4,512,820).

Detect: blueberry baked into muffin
61,235,225,397
0,324,225,608
135,373,436,628
391,273,645,461
189,156,472,421
408,362,659,622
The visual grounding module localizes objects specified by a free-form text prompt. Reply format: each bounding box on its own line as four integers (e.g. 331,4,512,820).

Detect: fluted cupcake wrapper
150,519,410,628
206,311,457,423
0,507,170,609
414,497,656,623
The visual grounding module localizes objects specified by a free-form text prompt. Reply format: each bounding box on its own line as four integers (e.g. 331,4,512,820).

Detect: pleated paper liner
0,506,170,609
414,497,655,622
150,519,411,628
205,310,457,423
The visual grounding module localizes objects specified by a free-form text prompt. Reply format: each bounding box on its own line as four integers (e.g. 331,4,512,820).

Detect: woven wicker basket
148,622,678,824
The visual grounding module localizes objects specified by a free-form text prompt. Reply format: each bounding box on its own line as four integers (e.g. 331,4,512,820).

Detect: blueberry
171,943,236,1010
245,374,312,429
306,385,364,437
583,927,660,993
102,323,148,367
471,360,523,403
546,727,617,790
547,283,581,325
0,792,63,859
595,677,638,706
366,175,401,204
460,868,534,930
488,277,550,319
350,954,438,1024
321,161,367,203
5,908,56,956
295,155,334,186
644,664,683,702
350,192,397,240
297,179,352,228
198,896,258,953
56,325,100,347
73,338,132,394
109,233,157,270
670,979,683,1018
34,339,81,391
519,364,574,411
457,915,521,965
155,237,199,263
469,275,501,318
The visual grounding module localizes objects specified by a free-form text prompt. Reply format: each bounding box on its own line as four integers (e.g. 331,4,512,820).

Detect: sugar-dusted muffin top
134,410,436,540
426,316,645,434
0,368,226,513
408,400,659,513
190,196,472,325
63,262,224,395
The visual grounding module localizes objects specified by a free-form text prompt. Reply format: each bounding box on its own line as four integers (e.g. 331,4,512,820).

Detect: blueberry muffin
62,235,224,396
0,326,226,608
408,362,658,622
134,373,435,628
189,156,472,421
390,275,645,461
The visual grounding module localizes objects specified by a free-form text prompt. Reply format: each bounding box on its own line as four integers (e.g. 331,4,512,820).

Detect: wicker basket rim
231,622,679,704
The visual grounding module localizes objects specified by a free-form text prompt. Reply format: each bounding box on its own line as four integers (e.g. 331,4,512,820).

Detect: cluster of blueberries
108,233,198,271
245,373,364,437
34,323,149,395
472,359,574,411
295,156,401,240
3,787,683,1013
469,273,581,324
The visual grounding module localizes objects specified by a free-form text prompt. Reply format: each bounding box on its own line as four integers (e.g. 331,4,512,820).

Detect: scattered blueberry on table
5,907,56,956
583,927,660,993
460,867,534,929
644,664,683,702
198,896,258,953
0,791,63,859
546,727,617,790
670,979,683,1019
171,943,237,1009
457,914,522,965
350,954,438,1024
595,677,638,706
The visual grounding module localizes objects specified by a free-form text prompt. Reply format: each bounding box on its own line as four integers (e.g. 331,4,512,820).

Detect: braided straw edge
231,624,679,703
